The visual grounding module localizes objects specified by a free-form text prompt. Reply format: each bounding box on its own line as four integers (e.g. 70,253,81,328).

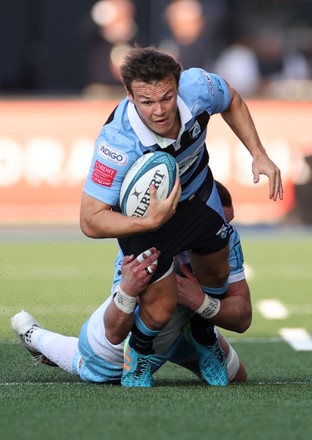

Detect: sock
31,327,79,374
190,314,217,347
129,310,160,355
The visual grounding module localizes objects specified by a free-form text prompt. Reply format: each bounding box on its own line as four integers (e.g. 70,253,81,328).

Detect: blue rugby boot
187,326,229,386
121,340,163,388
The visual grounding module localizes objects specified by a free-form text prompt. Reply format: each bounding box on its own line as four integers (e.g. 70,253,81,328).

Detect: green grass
1,226,312,440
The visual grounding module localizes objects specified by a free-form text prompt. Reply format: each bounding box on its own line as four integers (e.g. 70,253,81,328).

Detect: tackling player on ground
11,182,251,386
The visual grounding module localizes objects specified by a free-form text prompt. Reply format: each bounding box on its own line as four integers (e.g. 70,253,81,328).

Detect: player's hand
146,178,181,230
175,260,206,311
252,153,283,201
120,247,161,295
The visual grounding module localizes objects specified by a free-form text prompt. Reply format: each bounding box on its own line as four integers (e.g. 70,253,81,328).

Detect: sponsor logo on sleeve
98,143,128,166
201,72,215,95
191,100,202,115
91,160,117,187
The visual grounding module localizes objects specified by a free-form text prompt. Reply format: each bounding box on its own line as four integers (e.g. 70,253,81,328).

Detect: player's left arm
175,262,252,333
220,84,283,201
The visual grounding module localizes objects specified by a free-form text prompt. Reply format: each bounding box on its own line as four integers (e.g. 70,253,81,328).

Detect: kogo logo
98,143,128,165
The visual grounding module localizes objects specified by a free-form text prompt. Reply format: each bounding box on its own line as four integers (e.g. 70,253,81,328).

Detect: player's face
127,76,180,139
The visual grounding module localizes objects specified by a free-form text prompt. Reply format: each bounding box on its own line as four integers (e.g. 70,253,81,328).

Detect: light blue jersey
83,68,231,206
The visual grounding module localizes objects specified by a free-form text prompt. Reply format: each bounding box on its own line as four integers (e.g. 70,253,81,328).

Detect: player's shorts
77,320,123,383
118,177,230,282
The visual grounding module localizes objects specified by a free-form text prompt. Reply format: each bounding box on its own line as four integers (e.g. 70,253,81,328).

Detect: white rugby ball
119,151,179,217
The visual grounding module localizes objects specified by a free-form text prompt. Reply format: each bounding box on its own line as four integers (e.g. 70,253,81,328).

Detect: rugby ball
119,151,178,217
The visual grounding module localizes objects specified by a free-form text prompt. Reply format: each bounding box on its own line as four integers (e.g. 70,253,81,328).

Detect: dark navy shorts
118,178,230,282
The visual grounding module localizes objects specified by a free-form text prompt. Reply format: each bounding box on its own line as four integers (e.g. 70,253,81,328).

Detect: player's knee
151,309,175,328
145,301,177,329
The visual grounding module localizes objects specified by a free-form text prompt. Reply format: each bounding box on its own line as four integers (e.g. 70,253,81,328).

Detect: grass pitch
0,225,311,440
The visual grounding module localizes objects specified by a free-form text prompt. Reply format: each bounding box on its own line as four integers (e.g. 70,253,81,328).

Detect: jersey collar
127,96,192,148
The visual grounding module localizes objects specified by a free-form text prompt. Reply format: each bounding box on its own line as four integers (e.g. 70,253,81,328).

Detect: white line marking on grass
228,336,283,343
251,381,311,385
257,299,289,319
279,328,312,351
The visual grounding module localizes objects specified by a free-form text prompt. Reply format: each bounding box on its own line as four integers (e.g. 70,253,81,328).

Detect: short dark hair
216,181,232,208
120,46,182,94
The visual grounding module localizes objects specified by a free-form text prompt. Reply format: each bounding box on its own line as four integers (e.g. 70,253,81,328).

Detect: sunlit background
1,0,312,226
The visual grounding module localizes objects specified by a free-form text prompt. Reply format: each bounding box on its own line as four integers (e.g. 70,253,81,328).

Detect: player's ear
125,87,134,103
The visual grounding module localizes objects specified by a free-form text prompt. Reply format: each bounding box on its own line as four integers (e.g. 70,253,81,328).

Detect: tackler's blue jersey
83,68,231,206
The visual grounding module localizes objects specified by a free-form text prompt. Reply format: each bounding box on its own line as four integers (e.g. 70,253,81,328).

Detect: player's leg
121,246,230,387
121,271,178,387
11,310,79,374
138,271,178,331
217,331,247,382
181,183,231,385
183,248,230,386
169,328,247,383
120,182,230,387
77,320,124,383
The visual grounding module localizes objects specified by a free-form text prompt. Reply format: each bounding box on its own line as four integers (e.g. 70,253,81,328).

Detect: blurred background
1,0,312,226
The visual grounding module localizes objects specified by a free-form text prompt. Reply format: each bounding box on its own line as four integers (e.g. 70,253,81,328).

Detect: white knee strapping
226,344,240,381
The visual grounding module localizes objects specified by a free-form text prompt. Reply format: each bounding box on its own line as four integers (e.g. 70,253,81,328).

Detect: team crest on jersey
189,121,201,139
98,142,128,166
201,72,215,96
216,224,229,239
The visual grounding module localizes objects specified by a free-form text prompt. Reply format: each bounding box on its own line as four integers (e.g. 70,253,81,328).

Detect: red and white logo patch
91,160,117,187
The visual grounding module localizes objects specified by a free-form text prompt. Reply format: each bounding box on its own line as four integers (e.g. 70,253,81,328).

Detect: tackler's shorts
77,320,123,383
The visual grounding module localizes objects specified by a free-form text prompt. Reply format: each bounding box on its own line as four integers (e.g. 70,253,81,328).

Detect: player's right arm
80,179,181,238
104,248,161,344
